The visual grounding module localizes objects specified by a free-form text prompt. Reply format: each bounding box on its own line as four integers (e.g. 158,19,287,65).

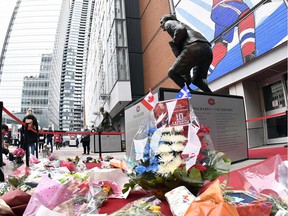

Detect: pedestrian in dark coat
81,129,90,155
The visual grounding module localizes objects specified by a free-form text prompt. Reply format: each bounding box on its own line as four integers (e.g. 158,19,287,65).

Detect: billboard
171,0,287,85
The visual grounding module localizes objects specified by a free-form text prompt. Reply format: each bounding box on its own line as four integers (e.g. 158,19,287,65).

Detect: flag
141,90,157,111
176,84,192,99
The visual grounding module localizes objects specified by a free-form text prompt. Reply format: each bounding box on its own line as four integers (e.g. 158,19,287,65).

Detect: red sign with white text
153,98,190,128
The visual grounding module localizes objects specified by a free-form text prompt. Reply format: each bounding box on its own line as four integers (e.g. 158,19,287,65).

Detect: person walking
38,129,45,152
76,137,79,148
22,108,38,157
81,129,90,155
46,125,54,153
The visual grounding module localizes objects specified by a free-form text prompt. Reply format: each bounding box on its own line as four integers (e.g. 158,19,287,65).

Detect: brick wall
140,0,179,92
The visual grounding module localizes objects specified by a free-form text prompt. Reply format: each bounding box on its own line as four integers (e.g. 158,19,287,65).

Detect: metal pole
24,123,29,167
0,102,3,167
93,133,96,153
35,131,38,158
0,101,3,181
98,131,102,159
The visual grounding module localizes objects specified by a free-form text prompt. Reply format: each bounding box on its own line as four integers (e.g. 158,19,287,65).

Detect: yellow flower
149,205,161,213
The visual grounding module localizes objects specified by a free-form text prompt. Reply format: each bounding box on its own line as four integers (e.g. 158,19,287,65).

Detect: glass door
262,74,287,144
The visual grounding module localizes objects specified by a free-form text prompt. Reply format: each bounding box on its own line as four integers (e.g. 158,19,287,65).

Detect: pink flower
60,161,77,173
13,148,25,158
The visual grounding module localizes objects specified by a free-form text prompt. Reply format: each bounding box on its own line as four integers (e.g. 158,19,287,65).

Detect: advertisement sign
171,0,287,84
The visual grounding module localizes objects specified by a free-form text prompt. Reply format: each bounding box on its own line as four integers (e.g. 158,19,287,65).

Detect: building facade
139,0,287,147
60,0,95,132
0,0,69,128
85,0,143,131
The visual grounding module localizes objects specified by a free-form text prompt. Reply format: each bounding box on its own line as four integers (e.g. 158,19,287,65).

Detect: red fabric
1,189,31,216
249,147,287,160
98,190,173,215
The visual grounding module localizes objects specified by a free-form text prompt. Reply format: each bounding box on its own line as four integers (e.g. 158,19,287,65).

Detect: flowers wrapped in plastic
237,154,288,215
123,98,231,200
13,148,25,164
109,195,162,216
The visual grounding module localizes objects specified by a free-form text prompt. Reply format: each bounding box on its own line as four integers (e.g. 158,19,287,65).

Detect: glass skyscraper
60,0,95,131
0,0,69,128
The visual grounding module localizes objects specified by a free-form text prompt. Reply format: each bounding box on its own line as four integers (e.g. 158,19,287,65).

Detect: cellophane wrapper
109,195,163,216
237,154,288,214
127,98,231,199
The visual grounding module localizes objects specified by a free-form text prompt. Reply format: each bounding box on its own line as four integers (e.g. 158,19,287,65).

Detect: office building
0,0,69,128
60,0,95,132
85,0,143,131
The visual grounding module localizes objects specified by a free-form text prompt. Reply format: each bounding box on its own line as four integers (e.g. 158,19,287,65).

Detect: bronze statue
160,14,212,93
97,107,116,132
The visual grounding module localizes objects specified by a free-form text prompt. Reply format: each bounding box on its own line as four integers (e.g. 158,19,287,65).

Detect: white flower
160,134,173,142
160,134,187,143
157,155,183,176
157,144,172,153
157,164,170,175
158,153,174,163
170,143,185,152
166,157,182,172
161,126,184,134
170,135,187,143
173,126,184,133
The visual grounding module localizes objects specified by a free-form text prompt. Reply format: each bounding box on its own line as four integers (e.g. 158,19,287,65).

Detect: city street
1,144,126,177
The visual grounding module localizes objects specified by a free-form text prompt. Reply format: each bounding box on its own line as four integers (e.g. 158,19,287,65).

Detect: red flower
194,164,207,172
197,153,205,161
201,141,207,150
197,132,205,139
202,126,210,133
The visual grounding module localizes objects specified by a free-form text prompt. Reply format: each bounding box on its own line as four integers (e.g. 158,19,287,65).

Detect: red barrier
2,106,25,126
246,111,286,123
2,106,125,135
4,105,285,133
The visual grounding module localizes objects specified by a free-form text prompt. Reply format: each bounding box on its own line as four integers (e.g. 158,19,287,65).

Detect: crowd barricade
0,105,124,167
1,104,285,166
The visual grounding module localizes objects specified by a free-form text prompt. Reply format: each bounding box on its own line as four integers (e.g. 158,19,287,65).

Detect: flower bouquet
123,98,231,200
13,148,25,164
